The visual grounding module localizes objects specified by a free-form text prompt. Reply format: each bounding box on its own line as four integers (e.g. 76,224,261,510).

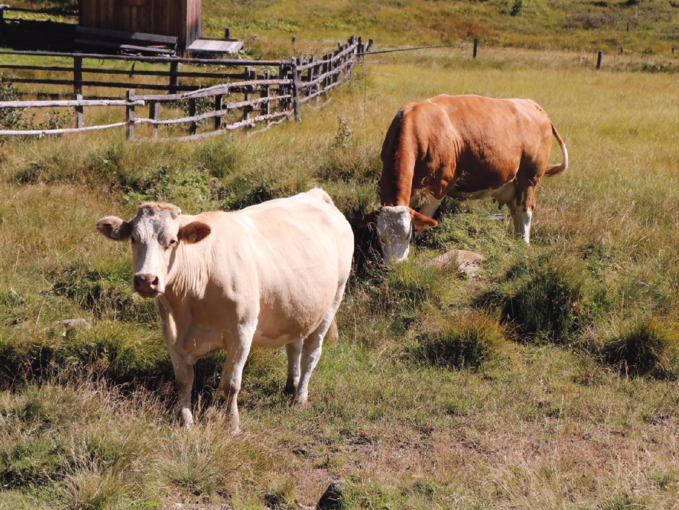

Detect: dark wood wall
80,0,202,51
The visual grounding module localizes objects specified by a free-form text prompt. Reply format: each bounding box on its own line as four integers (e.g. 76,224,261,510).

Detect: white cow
96,189,354,430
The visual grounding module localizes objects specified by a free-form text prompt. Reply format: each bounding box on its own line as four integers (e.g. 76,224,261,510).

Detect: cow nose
134,273,160,293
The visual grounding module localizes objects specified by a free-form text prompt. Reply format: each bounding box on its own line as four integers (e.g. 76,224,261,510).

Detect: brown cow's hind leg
509,183,536,244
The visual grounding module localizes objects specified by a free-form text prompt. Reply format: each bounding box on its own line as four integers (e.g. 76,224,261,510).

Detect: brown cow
362,94,568,263
96,189,354,431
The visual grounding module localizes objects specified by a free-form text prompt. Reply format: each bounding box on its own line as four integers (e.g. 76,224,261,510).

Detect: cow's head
351,206,437,264
96,203,211,298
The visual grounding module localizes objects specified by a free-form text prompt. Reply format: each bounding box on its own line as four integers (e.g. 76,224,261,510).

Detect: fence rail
0,36,372,140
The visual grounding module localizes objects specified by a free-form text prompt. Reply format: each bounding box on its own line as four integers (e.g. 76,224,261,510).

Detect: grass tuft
601,317,679,379
414,312,506,370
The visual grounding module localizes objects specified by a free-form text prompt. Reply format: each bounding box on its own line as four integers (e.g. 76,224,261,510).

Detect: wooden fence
0,36,372,140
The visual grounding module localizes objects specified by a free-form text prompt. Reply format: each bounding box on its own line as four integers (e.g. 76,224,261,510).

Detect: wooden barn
78,0,242,55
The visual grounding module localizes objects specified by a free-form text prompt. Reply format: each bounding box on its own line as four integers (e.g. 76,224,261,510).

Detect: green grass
1,12,679,507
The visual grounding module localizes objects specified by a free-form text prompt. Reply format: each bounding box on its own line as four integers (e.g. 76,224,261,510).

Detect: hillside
203,0,679,56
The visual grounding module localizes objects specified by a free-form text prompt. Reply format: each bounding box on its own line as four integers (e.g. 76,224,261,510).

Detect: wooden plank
76,25,178,46
0,50,282,66
0,99,145,108
0,122,128,136
74,39,176,55
156,111,292,142
169,61,179,93
6,78,194,91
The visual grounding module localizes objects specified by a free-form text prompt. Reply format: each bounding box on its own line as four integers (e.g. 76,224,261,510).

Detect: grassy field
2,18,679,510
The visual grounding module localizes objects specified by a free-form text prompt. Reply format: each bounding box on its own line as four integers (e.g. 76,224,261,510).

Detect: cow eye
130,237,136,245
168,238,178,248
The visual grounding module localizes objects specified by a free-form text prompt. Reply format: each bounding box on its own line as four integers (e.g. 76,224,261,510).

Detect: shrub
414,312,506,370
494,256,591,343
602,317,679,379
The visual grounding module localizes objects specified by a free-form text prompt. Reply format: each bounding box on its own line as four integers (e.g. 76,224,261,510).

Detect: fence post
358,36,364,61
292,58,301,122
214,94,222,131
473,38,478,59
332,49,340,84
307,57,315,99
73,56,82,97
263,70,270,126
75,94,84,129
169,62,179,94
149,101,159,139
188,98,197,135
596,51,603,70
126,89,136,140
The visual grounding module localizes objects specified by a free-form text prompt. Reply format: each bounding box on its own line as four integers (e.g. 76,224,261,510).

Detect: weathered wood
74,39,177,55
169,62,180,94
75,26,179,47
75,94,85,129
0,50,283,66
0,99,145,108
292,58,301,122
262,70,270,124
473,38,478,59
214,94,223,130
0,65,76,73
0,122,129,136
188,98,197,135
73,57,82,96
136,78,291,102
597,51,603,69
157,111,292,142
7,78,195,91
149,101,160,139
126,90,136,140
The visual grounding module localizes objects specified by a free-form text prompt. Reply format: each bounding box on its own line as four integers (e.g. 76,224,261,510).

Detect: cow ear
178,221,211,244
348,211,380,228
409,210,438,230
96,216,132,241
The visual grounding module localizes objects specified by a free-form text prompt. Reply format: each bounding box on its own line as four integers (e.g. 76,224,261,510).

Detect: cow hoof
294,394,309,408
284,383,298,396
181,408,194,429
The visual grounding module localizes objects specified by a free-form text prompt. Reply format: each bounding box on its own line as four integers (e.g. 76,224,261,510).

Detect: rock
317,480,345,510
53,319,92,329
432,250,485,280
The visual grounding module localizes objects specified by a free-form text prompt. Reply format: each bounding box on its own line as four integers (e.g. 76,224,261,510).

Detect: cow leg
220,322,256,432
295,280,348,406
167,347,195,429
418,195,443,218
508,184,535,244
285,339,303,395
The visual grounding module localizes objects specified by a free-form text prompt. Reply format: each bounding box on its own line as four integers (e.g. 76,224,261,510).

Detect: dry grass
1,40,679,508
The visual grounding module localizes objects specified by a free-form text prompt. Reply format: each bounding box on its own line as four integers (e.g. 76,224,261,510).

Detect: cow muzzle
133,273,164,298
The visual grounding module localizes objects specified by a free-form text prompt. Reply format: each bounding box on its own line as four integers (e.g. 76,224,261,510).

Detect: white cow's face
377,206,412,264
96,203,211,298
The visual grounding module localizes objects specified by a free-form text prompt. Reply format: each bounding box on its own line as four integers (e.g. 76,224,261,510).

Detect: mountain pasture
1,45,679,509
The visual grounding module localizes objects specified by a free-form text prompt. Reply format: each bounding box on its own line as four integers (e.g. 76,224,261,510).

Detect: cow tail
545,123,569,177
327,318,339,345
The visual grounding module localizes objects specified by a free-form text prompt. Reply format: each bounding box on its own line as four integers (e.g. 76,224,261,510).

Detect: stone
432,250,485,280
53,319,92,329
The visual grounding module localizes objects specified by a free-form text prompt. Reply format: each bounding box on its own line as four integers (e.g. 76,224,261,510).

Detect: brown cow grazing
96,189,354,431
361,94,568,263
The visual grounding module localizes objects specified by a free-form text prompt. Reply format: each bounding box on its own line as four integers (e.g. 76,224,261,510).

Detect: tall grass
1,46,679,507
